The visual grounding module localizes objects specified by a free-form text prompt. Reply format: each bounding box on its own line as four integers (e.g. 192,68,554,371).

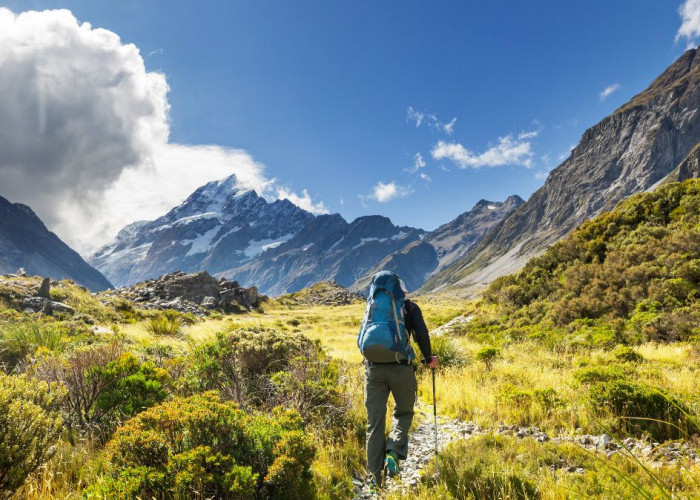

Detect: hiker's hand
427,355,439,369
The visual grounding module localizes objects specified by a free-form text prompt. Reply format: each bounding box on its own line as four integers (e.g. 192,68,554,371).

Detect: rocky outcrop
423,48,700,294
0,196,112,291
277,281,363,307
100,270,262,315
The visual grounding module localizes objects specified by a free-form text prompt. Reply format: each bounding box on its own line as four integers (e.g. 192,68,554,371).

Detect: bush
190,328,349,426
0,321,68,373
587,379,696,441
475,346,499,370
429,335,467,367
146,312,183,336
32,344,169,435
612,345,644,363
0,373,66,498
86,392,316,499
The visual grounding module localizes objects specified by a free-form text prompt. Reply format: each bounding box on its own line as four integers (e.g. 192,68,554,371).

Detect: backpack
357,271,414,363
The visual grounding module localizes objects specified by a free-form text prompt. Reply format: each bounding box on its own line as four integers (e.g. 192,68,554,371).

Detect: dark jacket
404,299,432,362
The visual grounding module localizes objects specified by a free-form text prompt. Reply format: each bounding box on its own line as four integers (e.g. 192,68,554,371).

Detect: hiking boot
383,450,400,478
368,477,380,496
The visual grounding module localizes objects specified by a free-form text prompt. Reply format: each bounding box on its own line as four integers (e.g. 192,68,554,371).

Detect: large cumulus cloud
0,8,325,253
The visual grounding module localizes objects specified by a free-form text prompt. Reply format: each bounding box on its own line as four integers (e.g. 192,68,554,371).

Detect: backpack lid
369,270,406,301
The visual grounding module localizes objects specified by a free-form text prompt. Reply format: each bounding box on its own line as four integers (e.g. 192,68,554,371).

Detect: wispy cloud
599,83,621,101
419,173,432,182
431,130,538,169
406,106,457,135
443,117,457,135
360,181,413,204
677,0,700,47
406,106,425,127
147,48,164,57
276,187,329,215
405,152,426,173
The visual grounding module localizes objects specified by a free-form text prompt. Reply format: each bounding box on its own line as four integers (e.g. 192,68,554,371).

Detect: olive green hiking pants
364,363,417,484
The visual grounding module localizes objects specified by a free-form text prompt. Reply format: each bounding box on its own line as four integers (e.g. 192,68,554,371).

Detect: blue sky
0,1,698,249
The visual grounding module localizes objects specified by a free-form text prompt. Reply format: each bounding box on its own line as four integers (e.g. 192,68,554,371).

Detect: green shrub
190,328,349,426
586,379,696,440
146,313,183,336
0,321,68,373
429,335,467,367
32,344,169,435
86,392,316,499
0,373,66,498
573,364,626,385
475,346,499,370
612,345,644,363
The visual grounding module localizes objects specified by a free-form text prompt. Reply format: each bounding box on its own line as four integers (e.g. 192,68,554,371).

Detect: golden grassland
5,283,700,499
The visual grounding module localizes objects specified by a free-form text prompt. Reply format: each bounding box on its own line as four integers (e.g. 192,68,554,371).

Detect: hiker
357,270,439,492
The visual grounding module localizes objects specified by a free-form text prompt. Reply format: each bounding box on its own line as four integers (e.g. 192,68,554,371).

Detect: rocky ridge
423,47,700,295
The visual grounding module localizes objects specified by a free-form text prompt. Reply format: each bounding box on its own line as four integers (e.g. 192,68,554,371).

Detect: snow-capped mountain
90,175,315,287
221,214,425,296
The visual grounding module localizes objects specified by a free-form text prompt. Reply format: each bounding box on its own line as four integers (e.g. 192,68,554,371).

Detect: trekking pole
432,367,439,475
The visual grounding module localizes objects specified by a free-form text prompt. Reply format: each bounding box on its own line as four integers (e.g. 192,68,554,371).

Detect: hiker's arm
406,300,432,361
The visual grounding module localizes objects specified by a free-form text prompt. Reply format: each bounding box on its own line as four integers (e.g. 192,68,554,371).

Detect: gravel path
353,401,700,498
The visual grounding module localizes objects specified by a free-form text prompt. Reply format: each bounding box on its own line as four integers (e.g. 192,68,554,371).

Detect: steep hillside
466,179,700,346
0,196,112,291
424,48,700,294
351,196,523,292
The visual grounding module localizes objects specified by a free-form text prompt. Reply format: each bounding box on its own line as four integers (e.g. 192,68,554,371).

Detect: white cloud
405,152,426,173
0,8,323,253
406,106,425,127
677,0,700,46
534,170,550,181
406,106,457,135
275,186,329,215
419,173,432,182
443,117,457,135
361,181,412,204
431,131,537,169
599,83,621,101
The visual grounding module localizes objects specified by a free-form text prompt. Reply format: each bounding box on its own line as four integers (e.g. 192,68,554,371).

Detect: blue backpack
357,271,415,363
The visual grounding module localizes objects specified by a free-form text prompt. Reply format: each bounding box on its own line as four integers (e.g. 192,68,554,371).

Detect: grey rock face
0,196,112,291
424,47,700,294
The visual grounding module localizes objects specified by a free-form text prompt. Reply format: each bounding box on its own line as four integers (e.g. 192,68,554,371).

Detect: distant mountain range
90,173,521,295
0,196,111,291
421,47,700,295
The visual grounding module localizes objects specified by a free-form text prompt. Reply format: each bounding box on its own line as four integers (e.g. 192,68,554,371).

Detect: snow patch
183,227,220,257
487,205,497,210
243,234,294,259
